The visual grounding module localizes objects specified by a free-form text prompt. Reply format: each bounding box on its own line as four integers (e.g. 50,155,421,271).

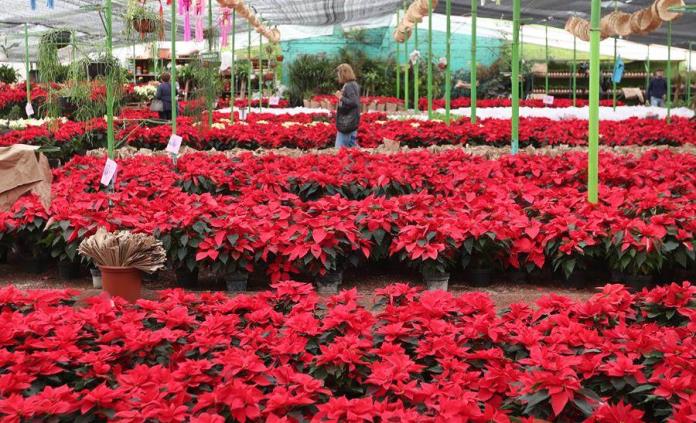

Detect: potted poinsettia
461,232,510,287
390,220,463,291
604,219,668,290
156,223,205,287
124,0,162,39
194,216,260,292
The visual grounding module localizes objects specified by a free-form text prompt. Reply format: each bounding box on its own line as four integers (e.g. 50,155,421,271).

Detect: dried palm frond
78,228,166,274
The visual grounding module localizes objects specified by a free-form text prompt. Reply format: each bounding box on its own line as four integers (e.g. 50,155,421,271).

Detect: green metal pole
396,10,400,100
231,11,236,122
688,43,693,106
645,45,650,95
588,0,601,204
171,0,177,135
207,0,213,126
132,41,137,84
106,0,115,158
545,22,549,95
470,0,477,124
445,0,451,124
403,3,409,110
667,21,672,123
414,23,419,112
427,0,433,118
259,31,263,111
247,25,251,112
572,35,577,106
612,37,617,110
24,23,30,105
207,0,213,51
520,24,524,98
511,0,520,153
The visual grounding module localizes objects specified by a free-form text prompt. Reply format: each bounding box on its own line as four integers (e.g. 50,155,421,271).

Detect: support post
588,0,601,204
666,21,672,123
106,0,115,158
247,24,251,112
414,23,419,112
259,30,263,111
132,41,136,84
572,34,577,106
207,0,213,126
207,0,213,51
444,0,451,124
470,0,477,123
427,0,433,118
520,24,524,98
171,0,177,135
645,45,650,94
688,42,693,106
403,2,409,110
396,10,400,99
231,11,236,122
545,21,549,94
612,2,618,110
24,23,30,105
511,0,520,153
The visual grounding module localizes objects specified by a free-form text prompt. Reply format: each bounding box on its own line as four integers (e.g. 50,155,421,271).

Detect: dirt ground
0,262,597,310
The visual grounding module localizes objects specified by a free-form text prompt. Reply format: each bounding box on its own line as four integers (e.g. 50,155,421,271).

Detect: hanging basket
405,4,424,24
612,12,633,37
133,18,157,34
41,30,71,49
644,3,664,32
655,0,684,22
416,0,438,15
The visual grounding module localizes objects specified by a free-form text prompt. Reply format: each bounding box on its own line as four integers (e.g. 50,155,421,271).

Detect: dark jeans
158,109,172,120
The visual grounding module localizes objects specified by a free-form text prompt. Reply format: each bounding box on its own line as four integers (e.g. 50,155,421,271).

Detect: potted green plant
41,30,71,49
124,0,162,39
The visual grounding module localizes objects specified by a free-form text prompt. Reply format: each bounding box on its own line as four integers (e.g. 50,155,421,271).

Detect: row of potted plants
0,281,693,421
2,111,694,161
420,97,624,110
1,149,693,292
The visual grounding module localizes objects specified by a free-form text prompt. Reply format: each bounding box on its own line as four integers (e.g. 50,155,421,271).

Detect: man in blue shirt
647,69,668,107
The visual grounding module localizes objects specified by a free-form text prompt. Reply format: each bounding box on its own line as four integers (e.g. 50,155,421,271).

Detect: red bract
0,282,693,421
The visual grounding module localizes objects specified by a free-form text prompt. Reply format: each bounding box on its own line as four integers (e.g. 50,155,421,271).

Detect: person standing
334,64,361,148
154,72,176,120
647,69,668,107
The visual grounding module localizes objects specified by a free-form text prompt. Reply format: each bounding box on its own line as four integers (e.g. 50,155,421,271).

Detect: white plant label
269,96,280,106
239,108,248,121
100,159,117,186
543,95,555,105
25,102,34,117
166,134,183,155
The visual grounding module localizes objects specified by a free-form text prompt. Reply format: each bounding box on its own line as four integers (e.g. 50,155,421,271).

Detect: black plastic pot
611,270,654,292
564,270,589,289
224,271,248,292
142,271,160,283
0,245,7,264
176,267,199,288
58,96,78,117
42,30,71,49
316,270,343,295
505,270,527,284
23,255,49,274
88,62,108,79
422,270,450,291
467,268,492,287
58,260,81,280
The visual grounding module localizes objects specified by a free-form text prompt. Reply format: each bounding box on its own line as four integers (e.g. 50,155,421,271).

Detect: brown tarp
0,144,52,212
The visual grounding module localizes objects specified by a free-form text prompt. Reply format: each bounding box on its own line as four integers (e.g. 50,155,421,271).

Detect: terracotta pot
100,266,142,303
276,55,284,62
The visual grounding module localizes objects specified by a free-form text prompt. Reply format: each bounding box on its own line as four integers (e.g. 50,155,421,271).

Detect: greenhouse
0,0,695,421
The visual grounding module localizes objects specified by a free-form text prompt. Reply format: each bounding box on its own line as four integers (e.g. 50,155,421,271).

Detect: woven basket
564,16,581,34
613,12,633,37
600,13,617,38
574,19,591,42
643,3,664,32
417,0,438,15
655,0,684,22
406,4,424,23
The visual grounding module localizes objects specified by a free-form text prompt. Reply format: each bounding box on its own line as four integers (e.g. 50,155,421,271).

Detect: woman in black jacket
334,64,361,148
154,72,177,120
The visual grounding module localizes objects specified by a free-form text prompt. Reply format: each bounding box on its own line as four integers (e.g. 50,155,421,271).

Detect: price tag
166,134,183,155
100,158,117,186
543,95,555,105
25,102,34,117
269,96,280,106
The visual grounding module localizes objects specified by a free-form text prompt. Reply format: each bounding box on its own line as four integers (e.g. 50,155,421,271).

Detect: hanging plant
124,0,163,40
40,30,71,49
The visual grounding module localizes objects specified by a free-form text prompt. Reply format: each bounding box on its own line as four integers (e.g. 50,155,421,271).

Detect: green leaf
628,384,655,395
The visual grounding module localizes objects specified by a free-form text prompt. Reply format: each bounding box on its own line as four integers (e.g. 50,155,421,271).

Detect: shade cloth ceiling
0,0,693,60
